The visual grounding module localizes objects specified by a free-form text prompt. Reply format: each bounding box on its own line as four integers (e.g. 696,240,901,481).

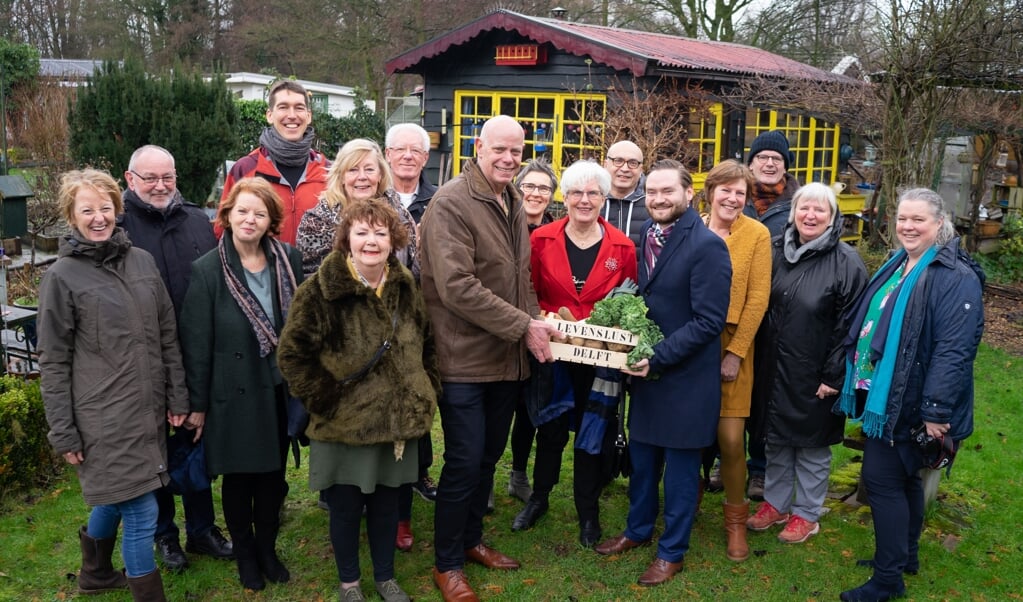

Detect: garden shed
386,9,857,189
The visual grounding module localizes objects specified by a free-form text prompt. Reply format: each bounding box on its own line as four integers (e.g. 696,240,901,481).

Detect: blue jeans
433,381,518,572
87,491,159,577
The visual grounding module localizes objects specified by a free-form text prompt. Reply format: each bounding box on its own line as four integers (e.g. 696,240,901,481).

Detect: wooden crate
543,315,637,370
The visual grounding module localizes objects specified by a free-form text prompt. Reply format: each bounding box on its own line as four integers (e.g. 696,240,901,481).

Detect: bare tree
10,83,72,270
737,0,877,68
597,77,715,169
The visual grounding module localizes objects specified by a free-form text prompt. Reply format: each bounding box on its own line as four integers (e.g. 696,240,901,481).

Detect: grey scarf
259,126,315,168
782,224,834,263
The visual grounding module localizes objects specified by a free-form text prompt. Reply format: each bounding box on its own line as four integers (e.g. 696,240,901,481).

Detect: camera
909,423,957,471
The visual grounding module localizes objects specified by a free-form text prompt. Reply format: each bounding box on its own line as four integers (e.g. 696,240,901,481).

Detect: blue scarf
838,245,938,437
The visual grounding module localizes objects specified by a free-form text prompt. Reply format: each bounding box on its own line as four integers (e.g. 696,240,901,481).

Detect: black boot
511,494,549,531
579,519,603,548
255,529,290,583
127,569,167,602
254,475,290,583
77,525,128,594
232,531,265,591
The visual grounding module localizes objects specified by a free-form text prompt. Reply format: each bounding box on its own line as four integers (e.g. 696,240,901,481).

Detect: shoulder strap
339,298,400,387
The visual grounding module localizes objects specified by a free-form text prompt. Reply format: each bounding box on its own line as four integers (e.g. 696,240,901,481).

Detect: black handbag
607,388,631,479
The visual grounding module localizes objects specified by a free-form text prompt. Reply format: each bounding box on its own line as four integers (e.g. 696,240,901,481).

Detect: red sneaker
746,502,790,531
778,515,820,543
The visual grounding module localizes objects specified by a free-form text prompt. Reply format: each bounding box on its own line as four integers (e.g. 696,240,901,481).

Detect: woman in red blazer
511,160,637,547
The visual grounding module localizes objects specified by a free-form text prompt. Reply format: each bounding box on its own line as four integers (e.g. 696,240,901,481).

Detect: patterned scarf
219,235,298,357
752,179,787,216
644,222,674,276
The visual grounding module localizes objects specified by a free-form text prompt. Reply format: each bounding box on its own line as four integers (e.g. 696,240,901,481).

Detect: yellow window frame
453,91,607,182
745,109,841,185
453,91,724,196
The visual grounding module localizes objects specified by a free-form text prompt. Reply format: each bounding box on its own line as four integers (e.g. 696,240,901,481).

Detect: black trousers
325,483,400,583
530,363,608,524
397,434,434,521
433,381,518,572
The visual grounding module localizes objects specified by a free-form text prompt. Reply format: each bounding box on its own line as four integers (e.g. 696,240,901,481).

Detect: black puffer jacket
762,212,867,447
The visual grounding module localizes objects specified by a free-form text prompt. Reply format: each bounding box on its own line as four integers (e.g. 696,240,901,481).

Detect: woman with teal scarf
837,188,984,602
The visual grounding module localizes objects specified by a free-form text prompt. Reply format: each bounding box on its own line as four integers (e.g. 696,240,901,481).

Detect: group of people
37,91,983,602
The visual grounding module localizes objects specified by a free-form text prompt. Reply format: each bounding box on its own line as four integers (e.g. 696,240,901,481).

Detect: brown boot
127,569,167,602
77,525,128,594
723,501,750,562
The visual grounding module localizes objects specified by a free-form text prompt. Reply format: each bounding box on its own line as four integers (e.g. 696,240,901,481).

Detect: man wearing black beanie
742,130,800,238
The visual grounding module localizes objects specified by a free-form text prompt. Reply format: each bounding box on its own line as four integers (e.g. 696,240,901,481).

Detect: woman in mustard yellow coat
702,160,772,561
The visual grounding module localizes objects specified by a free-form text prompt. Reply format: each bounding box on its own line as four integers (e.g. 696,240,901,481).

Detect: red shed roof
386,10,850,83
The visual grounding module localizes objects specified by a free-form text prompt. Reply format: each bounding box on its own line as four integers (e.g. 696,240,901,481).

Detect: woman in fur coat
279,199,439,602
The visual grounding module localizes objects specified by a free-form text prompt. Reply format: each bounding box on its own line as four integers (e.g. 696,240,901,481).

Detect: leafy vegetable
588,295,664,365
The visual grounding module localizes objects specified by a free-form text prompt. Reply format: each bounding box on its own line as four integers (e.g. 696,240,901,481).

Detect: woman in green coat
279,199,439,602
179,177,303,592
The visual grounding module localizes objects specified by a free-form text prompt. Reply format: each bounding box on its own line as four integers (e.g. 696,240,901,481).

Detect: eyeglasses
519,183,553,195
607,156,641,169
753,154,785,165
566,190,604,201
388,146,427,157
131,171,176,185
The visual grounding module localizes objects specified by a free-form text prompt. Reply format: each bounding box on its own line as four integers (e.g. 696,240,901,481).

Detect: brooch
604,257,619,272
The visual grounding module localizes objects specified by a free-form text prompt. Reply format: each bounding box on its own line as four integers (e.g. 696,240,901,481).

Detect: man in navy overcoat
594,159,731,586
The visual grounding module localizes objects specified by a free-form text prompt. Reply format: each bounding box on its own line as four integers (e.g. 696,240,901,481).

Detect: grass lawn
1,344,1020,601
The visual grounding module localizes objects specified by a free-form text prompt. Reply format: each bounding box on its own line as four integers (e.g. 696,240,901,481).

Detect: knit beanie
748,130,790,170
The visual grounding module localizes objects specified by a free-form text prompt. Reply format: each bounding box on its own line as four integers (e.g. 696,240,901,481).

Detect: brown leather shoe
433,567,479,602
464,543,520,570
637,557,684,586
594,533,650,556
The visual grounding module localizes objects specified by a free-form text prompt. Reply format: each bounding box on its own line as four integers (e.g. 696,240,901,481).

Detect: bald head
475,115,525,194
604,140,644,198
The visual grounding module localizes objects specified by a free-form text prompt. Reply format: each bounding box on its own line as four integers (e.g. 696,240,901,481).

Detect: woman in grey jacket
39,169,189,601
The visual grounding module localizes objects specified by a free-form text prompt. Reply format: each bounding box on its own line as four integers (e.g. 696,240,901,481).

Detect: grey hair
898,187,956,246
385,122,430,153
128,145,175,171
560,160,611,197
515,157,557,190
788,182,838,223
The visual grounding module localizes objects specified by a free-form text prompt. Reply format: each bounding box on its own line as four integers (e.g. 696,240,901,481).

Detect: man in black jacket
120,145,231,571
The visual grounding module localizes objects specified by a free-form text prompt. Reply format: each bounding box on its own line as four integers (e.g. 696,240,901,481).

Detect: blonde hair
322,139,392,211
58,169,124,226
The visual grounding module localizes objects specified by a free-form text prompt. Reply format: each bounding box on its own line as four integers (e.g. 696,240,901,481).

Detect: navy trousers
861,437,924,586
625,440,701,563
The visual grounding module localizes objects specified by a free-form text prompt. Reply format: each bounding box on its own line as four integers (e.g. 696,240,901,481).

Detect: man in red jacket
221,80,329,244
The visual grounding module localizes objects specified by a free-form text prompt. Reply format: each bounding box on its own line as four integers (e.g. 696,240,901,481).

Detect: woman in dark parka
837,189,983,602
746,183,867,544
179,177,303,592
